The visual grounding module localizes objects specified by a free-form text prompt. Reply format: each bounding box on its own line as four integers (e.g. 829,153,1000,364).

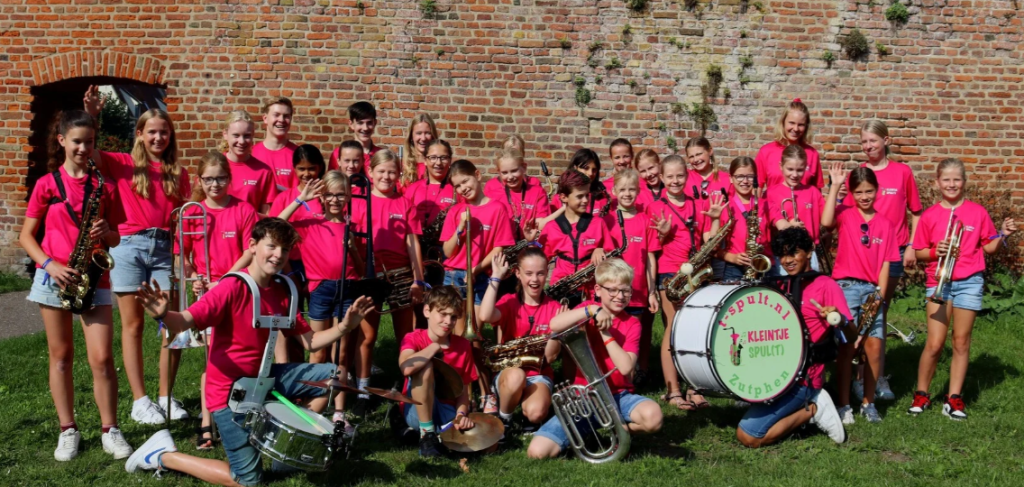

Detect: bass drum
670,284,808,403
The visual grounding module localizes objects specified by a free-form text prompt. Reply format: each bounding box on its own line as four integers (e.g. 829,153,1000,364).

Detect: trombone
461,207,480,341
930,209,963,305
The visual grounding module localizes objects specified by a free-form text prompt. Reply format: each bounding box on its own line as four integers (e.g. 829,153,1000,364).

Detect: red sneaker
907,391,931,415
942,394,967,421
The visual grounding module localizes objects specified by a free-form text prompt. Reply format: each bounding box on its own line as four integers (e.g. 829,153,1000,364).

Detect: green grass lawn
1,292,1022,486
0,272,32,294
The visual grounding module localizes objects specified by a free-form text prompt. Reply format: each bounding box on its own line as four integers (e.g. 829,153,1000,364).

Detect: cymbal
298,378,364,395
364,386,421,405
440,412,504,452
431,357,464,401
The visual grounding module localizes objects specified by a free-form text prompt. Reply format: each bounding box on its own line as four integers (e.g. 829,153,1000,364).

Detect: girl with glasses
821,164,900,425
716,157,774,281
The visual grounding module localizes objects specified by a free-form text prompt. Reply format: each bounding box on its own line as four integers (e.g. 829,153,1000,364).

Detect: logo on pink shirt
583,238,597,245
482,224,492,231
243,180,258,186
881,187,898,196
222,231,236,239
390,213,404,220
276,169,291,176
630,236,644,243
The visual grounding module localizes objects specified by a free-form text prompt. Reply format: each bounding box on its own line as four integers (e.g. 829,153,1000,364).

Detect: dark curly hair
771,226,814,258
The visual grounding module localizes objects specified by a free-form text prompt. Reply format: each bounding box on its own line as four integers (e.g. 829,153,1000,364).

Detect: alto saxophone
852,288,883,365
742,197,773,281
58,159,115,313
545,212,627,304
484,334,549,372
664,219,734,304
419,204,452,263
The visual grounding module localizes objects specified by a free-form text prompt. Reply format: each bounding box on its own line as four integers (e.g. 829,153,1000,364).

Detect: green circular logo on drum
711,287,803,402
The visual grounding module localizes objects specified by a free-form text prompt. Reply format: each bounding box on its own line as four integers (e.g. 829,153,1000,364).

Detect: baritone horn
930,210,963,305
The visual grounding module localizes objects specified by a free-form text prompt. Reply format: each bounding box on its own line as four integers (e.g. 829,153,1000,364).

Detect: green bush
625,0,647,11
97,93,134,153
885,1,910,24
840,28,870,60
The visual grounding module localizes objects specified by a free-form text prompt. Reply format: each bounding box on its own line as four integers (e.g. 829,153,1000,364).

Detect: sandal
662,392,696,411
195,425,215,451
686,389,711,410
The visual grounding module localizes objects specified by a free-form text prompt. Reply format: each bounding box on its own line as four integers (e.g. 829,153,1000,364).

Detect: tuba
664,219,734,304
57,158,115,313
930,209,963,305
742,196,773,281
550,320,630,463
461,207,480,341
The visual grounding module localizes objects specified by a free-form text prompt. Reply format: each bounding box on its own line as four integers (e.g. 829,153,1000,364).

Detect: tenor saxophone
664,219,734,304
419,204,452,263
483,334,549,372
852,288,883,365
544,212,627,304
742,197,773,281
58,159,115,313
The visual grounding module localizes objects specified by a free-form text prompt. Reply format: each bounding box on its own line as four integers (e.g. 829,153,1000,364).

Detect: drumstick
271,390,328,435
809,299,846,343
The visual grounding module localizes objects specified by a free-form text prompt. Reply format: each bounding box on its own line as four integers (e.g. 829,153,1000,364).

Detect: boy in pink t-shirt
398,286,480,457
251,98,299,192
126,217,374,484
330,101,381,175
527,258,663,460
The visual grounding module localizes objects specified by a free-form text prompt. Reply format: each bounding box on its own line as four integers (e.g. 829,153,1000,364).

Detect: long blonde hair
402,113,439,185
218,110,255,153
773,99,814,146
131,109,184,200
190,152,232,202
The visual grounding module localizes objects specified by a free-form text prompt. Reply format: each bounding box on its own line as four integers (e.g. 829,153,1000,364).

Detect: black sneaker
498,417,514,445
418,432,445,457
520,420,540,436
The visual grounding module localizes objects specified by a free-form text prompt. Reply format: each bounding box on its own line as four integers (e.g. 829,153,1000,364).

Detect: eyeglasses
598,285,632,298
860,223,871,247
734,175,756,182
323,193,348,201
426,155,452,163
200,176,230,185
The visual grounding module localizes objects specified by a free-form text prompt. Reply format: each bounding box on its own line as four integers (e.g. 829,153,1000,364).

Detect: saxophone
484,334,549,372
419,204,452,262
545,212,627,304
851,288,883,365
58,159,115,313
663,219,734,304
742,197,773,281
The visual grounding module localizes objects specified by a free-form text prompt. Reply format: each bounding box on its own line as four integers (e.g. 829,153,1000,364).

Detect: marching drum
247,402,339,471
670,284,808,403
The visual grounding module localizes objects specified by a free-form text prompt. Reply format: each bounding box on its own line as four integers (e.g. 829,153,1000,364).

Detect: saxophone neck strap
768,270,823,310
554,213,594,269
50,167,95,227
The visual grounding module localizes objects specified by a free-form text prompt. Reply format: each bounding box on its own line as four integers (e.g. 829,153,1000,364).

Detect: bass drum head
710,286,806,403
671,284,744,396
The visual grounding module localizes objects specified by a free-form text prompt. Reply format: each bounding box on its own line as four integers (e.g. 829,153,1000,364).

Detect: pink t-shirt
766,183,825,243
574,301,641,394
717,196,773,257
269,187,324,222
189,271,312,412
440,200,516,274
405,178,459,231
831,207,900,284
293,217,361,292
483,177,552,238
227,157,278,211
173,198,257,282
686,169,732,201
648,198,705,274
400,329,478,405
365,193,421,273
842,161,921,247
912,200,998,287
26,167,120,289
635,182,666,214
492,294,560,378
538,214,613,285
798,276,852,389
100,151,190,234
251,141,298,191
328,144,380,173
603,211,661,307
754,141,824,189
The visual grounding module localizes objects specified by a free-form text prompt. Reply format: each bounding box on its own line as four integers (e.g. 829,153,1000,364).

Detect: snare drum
247,402,337,471
670,284,808,403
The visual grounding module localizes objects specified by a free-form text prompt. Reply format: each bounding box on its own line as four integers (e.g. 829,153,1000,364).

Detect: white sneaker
158,396,190,420
838,404,855,425
54,428,81,462
876,376,896,401
852,379,865,402
131,396,167,425
125,429,176,473
809,389,846,444
102,427,134,459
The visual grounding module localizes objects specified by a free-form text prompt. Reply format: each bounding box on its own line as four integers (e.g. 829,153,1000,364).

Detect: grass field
0,272,31,294
1,290,1022,486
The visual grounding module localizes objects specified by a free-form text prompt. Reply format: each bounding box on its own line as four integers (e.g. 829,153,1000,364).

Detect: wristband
583,306,591,320
294,198,311,212
929,247,937,260
603,336,616,346
154,311,168,322
41,257,53,270
456,410,467,417
488,277,502,284
414,280,432,290
457,229,465,237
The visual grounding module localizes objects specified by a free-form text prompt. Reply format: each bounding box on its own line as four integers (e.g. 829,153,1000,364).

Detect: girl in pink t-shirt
221,110,278,216
767,145,826,275
479,247,564,429
401,113,438,190
408,140,458,263
686,137,733,280
822,165,900,423
908,159,1017,420
754,98,824,189
552,149,614,217
20,110,130,460
83,86,192,425
600,138,634,205
484,147,552,243
634,149,666,213
717,157,774,281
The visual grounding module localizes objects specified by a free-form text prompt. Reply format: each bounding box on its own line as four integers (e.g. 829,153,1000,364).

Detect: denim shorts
108,229,173,293
534,391,651,452
211,362,336,486
624,306,644,317
773,251,820,276
927,272,984,312
888,245,908,278
838,278,884,339
442,269,489,305
656,272,675,291
493,368,554,397
307,279,358,321
26,267,112,310
738,384,817,439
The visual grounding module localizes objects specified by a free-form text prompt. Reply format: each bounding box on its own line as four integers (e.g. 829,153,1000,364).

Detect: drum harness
768,271,848,367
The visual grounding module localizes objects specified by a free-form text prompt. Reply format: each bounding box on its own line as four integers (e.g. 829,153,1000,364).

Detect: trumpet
930,209,963,305
462,208,480,341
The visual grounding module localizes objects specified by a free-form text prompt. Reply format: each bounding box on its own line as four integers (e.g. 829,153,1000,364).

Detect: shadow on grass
303,457,396,485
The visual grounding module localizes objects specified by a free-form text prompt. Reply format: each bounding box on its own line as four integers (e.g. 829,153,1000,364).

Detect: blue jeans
307,279,357,321
711,258,726,281
108,229,173,293
534,391,652,452
888,245,908,277
838,279,884,339
26,267,112,309
738,384,817,439
927,272,984,312
211,362,337,486
442,269,489,305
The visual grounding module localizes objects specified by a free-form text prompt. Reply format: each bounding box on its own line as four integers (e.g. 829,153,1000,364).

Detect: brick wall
0,0,1021,270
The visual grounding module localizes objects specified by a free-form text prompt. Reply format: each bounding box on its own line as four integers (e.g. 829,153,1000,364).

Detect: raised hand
702,192,726,220
523,217,540,242
651,211,672,239
491,252,510,278
135,279,170,319
83,85,105,117
1003,217,1018,236
828,162,848,188
340,295,375,333
299,178,323,202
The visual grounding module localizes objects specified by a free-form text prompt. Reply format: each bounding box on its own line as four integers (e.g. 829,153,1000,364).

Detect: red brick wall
1,0,1021,269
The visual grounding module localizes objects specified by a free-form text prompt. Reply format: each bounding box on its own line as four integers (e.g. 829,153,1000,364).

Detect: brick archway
29,51,167,87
